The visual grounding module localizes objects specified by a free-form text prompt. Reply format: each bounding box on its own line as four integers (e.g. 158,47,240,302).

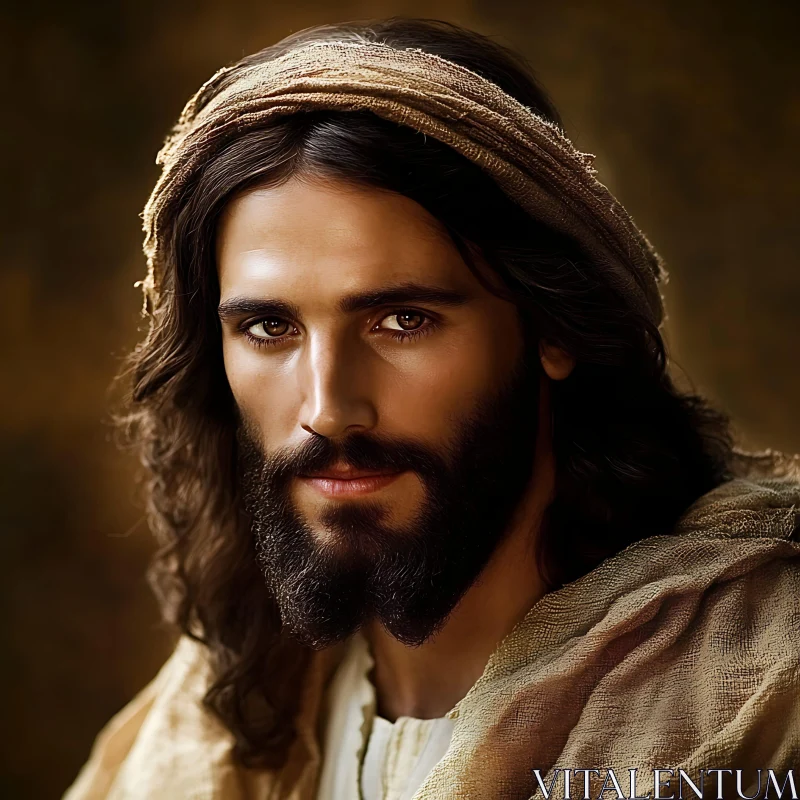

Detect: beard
236,354,542,650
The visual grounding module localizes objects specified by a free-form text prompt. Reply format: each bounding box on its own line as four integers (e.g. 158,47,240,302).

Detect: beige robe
63,450,800,800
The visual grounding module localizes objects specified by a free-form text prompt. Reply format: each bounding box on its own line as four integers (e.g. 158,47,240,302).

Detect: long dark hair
113,17,736,769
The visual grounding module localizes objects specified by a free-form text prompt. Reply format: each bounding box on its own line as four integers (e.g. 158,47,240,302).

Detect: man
65,17,800,800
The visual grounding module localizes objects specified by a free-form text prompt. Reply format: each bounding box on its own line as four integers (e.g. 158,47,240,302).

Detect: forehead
215,176,480,302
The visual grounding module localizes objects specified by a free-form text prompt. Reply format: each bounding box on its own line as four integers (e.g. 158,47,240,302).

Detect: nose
298,330,378,439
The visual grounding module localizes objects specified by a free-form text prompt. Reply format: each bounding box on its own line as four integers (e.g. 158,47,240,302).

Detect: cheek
222,340,298,440
380,324,522,437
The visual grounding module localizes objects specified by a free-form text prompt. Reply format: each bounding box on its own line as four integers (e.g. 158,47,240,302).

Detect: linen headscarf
137,39,668,328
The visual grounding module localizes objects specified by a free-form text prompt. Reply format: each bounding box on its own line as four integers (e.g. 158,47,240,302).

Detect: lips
302,464,397,480
297,464,405,497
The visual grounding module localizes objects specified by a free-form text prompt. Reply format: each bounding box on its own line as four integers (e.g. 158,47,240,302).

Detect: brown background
3,1,798,797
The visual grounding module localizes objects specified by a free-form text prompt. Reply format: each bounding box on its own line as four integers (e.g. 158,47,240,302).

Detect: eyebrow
217,282,471,322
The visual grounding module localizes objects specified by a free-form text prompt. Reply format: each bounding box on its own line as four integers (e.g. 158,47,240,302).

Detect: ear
539,340,575,381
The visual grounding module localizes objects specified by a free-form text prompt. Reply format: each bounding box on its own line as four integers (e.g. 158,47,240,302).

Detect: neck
364,375,554,721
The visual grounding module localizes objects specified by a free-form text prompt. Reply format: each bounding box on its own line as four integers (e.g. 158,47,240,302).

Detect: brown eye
380,312,425,332
248,318,291,338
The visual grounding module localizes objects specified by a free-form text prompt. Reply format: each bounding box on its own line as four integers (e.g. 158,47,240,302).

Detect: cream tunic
316,632,455,800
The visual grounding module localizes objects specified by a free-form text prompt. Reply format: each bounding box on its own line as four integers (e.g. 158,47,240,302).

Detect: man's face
216,175,540,648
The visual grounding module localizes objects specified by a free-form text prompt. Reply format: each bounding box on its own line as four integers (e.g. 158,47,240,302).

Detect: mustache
237,426,447,483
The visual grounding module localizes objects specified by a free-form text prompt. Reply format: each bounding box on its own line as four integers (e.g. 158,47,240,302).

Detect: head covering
138,39,669,328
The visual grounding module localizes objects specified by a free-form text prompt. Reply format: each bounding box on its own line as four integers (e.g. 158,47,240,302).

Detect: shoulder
63,637,242,800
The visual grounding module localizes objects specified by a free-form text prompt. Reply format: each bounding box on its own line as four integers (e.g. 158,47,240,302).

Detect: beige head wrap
139,39,668,327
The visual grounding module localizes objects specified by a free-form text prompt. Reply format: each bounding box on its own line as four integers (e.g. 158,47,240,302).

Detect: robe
63,449,800,800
